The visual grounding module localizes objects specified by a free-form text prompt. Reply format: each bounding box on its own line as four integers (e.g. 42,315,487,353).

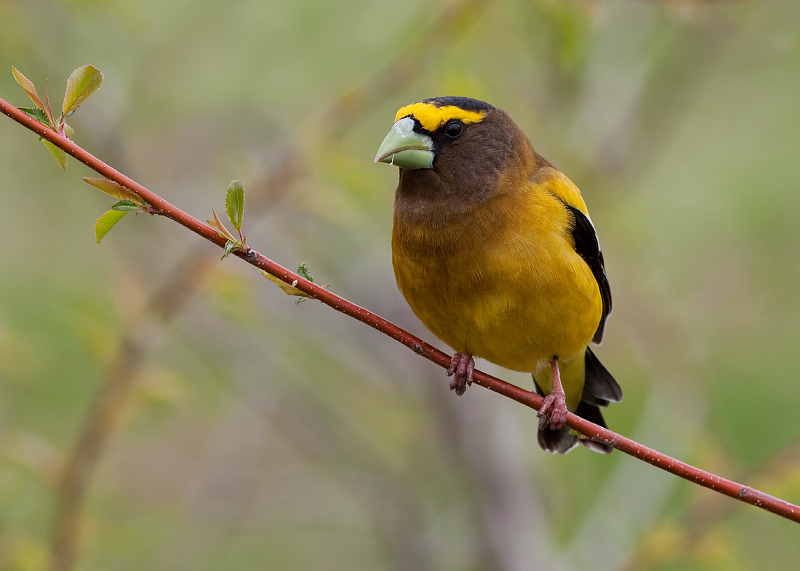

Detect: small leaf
225,180,245,235
19,106,51,127
83,178,145,205
63,122,74,139
111,200,138,212
41,139,68,171
208,208,237,242
12,66,45,112
570,429,587,440
221,240,245,261
261,270,313,300
296,262,314,282
62,65,103,117
95,209,128,243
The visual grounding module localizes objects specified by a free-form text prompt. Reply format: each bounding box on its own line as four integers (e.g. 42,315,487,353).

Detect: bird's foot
537,388,568,430
536,389,567,430
537,357,568,430
536,357,567,430
446,352,474,396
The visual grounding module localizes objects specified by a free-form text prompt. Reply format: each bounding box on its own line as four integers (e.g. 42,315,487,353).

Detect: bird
374,96,622,453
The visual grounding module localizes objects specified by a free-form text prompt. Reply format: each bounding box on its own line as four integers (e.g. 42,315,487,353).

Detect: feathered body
377,97,621,453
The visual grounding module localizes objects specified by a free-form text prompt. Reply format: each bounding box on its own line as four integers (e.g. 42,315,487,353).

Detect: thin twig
2,96,799,526
621,441,800,570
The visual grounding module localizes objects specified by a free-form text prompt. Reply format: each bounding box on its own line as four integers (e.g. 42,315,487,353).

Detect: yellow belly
392,187,602,382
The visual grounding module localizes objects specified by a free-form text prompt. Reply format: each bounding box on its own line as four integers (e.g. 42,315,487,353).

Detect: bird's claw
447,352,474,396
537,389,568,430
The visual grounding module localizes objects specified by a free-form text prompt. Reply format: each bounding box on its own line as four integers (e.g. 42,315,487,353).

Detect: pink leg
537,358,569,430
446,352,475,396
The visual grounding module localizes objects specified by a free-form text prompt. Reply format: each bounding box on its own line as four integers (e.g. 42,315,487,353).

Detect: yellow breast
392,183,602,377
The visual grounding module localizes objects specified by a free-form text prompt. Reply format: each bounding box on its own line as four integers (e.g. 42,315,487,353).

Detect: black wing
564,204,611,344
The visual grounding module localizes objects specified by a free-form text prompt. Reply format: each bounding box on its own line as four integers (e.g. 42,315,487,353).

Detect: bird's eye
445,121,464,138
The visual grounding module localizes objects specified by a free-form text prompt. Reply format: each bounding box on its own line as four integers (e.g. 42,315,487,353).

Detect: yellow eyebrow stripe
394,102,488,133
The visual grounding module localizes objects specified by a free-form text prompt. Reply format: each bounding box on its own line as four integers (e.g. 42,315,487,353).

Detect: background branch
46,154,301,571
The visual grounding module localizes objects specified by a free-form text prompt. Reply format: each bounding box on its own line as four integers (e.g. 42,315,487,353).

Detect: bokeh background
2,0,800,569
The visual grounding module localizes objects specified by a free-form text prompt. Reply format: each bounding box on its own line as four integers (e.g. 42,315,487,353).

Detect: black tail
535,348,622,454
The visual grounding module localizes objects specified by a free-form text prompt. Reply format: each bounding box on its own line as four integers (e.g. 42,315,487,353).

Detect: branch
1,95,798,525
621,441,800,570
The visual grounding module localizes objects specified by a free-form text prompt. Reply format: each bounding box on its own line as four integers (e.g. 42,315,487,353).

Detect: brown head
375,97,545,209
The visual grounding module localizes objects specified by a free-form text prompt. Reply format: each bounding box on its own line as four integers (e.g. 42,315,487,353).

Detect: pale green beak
374,117,434,170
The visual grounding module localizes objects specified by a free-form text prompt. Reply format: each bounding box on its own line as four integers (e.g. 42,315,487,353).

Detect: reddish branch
1,96,798,524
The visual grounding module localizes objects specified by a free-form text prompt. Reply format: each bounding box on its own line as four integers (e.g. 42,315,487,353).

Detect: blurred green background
2,0,800,569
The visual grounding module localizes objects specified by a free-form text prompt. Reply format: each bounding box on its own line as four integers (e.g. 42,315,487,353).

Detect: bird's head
374,96,497,169
375,97,534,201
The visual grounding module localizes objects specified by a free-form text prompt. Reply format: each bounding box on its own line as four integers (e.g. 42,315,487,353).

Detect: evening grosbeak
375,97,622,453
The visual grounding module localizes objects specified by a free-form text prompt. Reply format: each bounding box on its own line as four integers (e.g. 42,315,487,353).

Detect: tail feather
583,347,623,405
574,400,613,454
537,423,579,454
535,349,622,454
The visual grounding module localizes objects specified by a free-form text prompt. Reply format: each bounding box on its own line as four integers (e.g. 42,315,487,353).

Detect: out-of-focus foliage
1,0,800,570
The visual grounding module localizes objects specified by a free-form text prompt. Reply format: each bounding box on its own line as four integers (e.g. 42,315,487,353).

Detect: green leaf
95,209,128,243
41,139,68,171
221,240,245,261
19,106,51,127
111,200,138,212
260,270,313,300
296,262,314,282
12,66,45,112
83,178,145,205
225,180,245,235
63,122,74,139
62,65,103,117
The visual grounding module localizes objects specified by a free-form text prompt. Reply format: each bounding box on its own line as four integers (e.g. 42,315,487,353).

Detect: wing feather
563,203,612,343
